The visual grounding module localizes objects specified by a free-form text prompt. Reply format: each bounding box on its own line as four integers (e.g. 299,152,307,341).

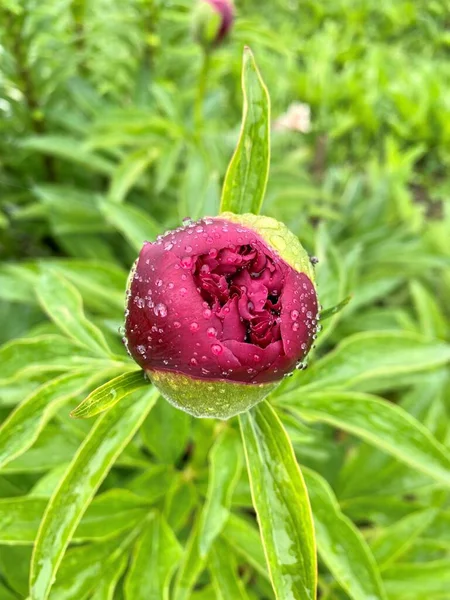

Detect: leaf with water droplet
30,387,158,600
71,370,149,419
239,401,317,600
220,47,270,216
319,295,352,321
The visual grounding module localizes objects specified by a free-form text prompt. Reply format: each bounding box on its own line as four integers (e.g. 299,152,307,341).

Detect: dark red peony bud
192,0,234,48
124,213,319,419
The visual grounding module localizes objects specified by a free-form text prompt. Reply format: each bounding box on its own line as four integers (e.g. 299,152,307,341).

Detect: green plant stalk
195,49,211,133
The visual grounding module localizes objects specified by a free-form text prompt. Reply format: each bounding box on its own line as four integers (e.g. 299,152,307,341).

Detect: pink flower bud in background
124,213,319,419
192,0,234,48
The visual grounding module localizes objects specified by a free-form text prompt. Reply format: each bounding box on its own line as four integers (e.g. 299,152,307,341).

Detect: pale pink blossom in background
273,102,312,133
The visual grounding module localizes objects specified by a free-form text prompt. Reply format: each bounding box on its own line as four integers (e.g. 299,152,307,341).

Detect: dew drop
253,354,261,363
190,322,199,332
134,296,145,309
136,345,146,355
203,308,212,319
292,322,300,331
180,287,187,296
290,310,299,321
207,327,217,338
211,344,223,356
181,257,193,269
190,358,198,366
173,321,181,329
154,303,167,318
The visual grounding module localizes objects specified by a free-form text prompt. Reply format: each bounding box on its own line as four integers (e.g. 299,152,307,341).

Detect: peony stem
195,49,211,133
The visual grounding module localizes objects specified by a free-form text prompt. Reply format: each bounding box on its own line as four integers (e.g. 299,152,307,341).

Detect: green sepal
148,369,278,420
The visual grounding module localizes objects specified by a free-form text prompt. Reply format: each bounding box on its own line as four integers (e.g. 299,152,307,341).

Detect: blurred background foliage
0,0,450,599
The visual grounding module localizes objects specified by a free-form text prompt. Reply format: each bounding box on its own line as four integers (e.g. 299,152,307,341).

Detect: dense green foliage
1,1,450,599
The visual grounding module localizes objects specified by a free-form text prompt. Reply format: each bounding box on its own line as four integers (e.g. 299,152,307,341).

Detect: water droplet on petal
292,322,300,331
173,321,181,329
181,257,193,269
190,322,199,332
203,308,212,319
190,358,198,366
154,303,167,318
207,327,217,338
290,310,299,321
211,344,223,356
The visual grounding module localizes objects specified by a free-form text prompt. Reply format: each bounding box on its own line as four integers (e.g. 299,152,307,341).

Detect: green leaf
75,489,153,542
71,370,149,418
383,560,450,599
282,331,450,394
127,464,175,502
410,280,448,339
302,467,387,600
179,150,220,220
164,478,198,532
0,490,150,544
141,397,191,464
198,429,242,557
99,200,161,251
0,496,47,544
21,136,114,175
0,546,31,597
209,539,251,600
172,520,206,600
0,335,121,386
50,535,133,600
46,260,127,314
283,391,450,486
222,514,268,579
30,387,158,600
0,370,111,470
2,425,78,473
220,47,270,215
370,508,438,569
108,148,158,203
90,555,128,600
124,513,182,600
319,296,352,321
239,401,317,600
36,271,111,357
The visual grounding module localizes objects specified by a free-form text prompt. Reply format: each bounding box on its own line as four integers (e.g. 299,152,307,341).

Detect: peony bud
124,213,319,419
192,0,234,48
